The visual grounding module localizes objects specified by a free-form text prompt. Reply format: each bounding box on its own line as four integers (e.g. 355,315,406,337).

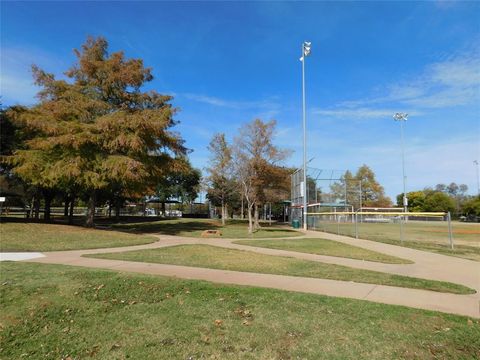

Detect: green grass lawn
112,218,300,238
314,221,480,262
1,262,478,360
0,222,156,252
87,245,474,294
234,238,412,264
363,238,480,262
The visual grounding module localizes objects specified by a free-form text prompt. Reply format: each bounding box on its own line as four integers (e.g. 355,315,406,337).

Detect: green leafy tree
396,191,426,212
435,184,447,192
155,158,201,215
7,37,186,226
460,196,480,220
431,183,469,217
423,190,455,213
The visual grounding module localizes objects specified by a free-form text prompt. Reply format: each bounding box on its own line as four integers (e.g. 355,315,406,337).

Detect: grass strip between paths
311,222,480,262
86,244,475,295
367,238,480,263
1,262,479,360
234,238,412,264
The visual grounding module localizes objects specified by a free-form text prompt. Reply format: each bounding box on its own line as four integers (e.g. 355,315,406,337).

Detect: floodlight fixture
303,41,312,57
393,112,408,122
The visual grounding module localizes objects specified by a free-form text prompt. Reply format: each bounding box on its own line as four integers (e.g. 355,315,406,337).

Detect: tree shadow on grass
1,216,296,238
0,216,221,237
111,220,221,236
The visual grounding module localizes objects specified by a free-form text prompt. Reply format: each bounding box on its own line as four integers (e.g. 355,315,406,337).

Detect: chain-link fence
291,167,456,248
308,209,454,249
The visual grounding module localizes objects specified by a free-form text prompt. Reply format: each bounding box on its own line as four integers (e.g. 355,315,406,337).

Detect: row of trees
397,183,479,219
205,119,291,234
1,37,200,226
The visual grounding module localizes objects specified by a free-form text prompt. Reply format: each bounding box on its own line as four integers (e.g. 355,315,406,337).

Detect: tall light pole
301,41,311,231
393,112,409,213
474,160,480,196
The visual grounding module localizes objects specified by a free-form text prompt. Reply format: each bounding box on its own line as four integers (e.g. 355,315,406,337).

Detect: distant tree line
0,37,200,226
326,168,479,221
397,183,479,220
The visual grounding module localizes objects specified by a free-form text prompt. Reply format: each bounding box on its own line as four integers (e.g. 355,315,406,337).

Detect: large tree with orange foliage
8,37,186,226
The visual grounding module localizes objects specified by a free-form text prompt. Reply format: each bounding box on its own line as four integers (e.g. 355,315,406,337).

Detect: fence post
355,212,358,239
447,211,454,250
399,215,404,245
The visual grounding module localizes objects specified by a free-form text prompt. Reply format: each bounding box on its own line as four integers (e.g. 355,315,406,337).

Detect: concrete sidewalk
24,231,480,318
1,252,45,261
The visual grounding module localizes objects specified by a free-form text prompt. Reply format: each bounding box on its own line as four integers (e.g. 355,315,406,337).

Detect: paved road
22,230,480,318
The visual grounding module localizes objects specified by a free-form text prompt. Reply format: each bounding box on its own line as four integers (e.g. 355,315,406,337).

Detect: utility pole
300,41,311,231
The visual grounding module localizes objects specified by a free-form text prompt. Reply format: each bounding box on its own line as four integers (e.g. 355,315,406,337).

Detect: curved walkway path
22,230,480,318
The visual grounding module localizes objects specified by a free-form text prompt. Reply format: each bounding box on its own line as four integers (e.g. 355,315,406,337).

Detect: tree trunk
241,196,244,220
253,204,260,230
221,199,225,225
33,195,40,220
161,202,166,217
44,191,53,222
85,191,96,228
115,197,121,222
27,195,34,218
68,195,75,224
247,204,254,235
64,195,69,217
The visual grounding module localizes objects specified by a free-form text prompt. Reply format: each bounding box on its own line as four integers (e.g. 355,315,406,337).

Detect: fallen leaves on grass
234,306,254,320
110,343,121,351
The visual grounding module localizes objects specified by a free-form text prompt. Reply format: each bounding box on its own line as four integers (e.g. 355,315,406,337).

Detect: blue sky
2,1,479,200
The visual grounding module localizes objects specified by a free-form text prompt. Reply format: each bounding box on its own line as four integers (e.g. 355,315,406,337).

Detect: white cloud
0,74,39,105
339,136,480,199
312,107,422,120
182,93,280,111
1,46,66,105
321,45,480,116
434,0,460,10
391,53,480,108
